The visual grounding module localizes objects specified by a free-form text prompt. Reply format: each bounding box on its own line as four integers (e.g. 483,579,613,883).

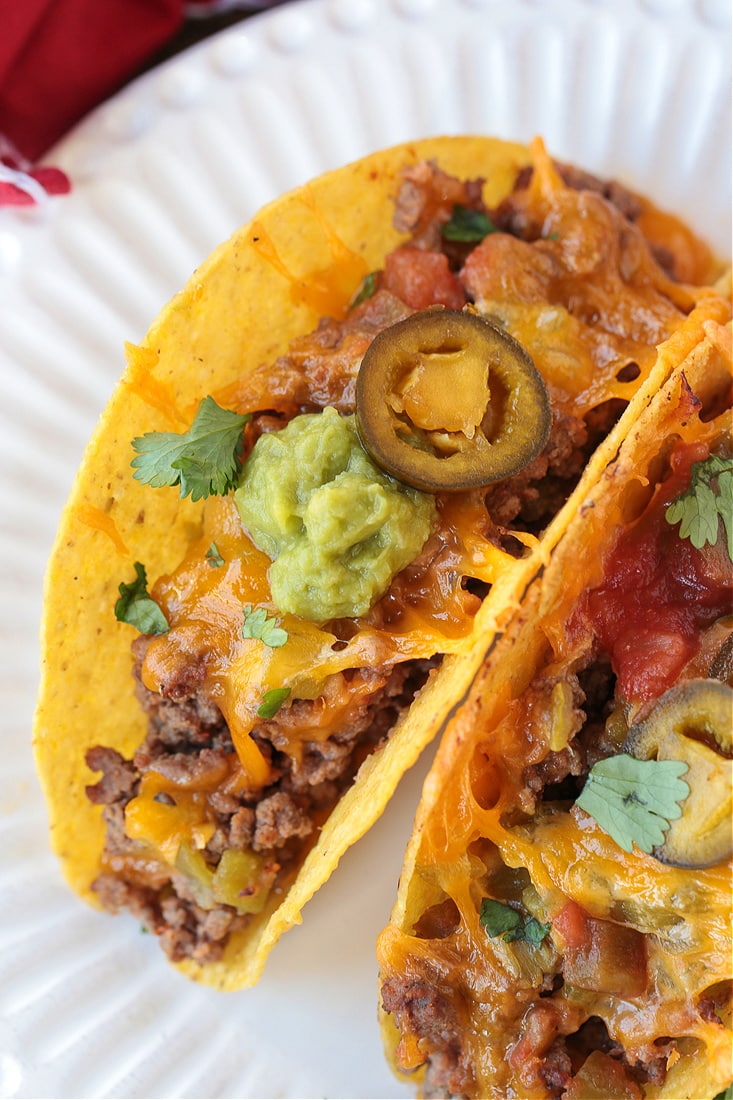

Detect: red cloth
0,0,183,161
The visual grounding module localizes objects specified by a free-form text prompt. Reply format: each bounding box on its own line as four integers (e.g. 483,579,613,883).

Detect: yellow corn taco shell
34,135,731,991
377,318,733,1099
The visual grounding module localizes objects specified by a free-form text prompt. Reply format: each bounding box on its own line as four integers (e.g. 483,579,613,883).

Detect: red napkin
0,0,289,205
0,0,184,164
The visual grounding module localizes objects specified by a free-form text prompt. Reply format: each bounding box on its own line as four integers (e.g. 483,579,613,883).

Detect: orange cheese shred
75,503,129,556
123,341,187,427
250,214,367,320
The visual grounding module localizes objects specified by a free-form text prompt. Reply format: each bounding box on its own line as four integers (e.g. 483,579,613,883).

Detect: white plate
0,0,730,1097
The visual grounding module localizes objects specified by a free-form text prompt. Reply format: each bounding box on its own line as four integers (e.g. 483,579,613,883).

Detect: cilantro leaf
717,468,733,561
441,205,496,243
479,898,550,946
350,271,377,308
713,1085,733,1100
131,396,249,502
242,604,288,648
114,561,169,635
666,454,733,563
575,755,689,854
480,898,523,938
523,916,553,947
257,687,291,719
666,480,720,548
205,542,224,568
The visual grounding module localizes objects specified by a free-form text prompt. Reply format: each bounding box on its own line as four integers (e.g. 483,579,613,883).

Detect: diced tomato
554,901,648,997
553,900,589,949
563,1051,643,1099
507,1001,562,1073
383,245,466,310
605,623,691,703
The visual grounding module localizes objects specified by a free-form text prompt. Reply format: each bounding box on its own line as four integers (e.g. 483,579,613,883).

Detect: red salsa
585,440,732,702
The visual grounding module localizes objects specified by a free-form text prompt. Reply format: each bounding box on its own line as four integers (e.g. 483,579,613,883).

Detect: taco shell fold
377,318,733,1098
33,136,732,991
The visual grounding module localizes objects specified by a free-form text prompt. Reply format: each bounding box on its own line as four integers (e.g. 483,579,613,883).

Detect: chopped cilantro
480,897,523,938
665,454,733,563
131,396,250,502
257,687,291,719
242,605,288,648
522,915,553,947
114,561,169,635
441,205,496,243
350,271,377,308
480,898,550,946
575,754,690,855
205,542,224,568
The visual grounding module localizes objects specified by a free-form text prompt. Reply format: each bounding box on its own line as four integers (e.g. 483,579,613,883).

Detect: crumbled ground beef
518,657,619,811
393,160,486,257
491,161,644,240
87,645,436,963
520,741,587,814
381,974,473,1099
134,746,230,786
378,647,653,1098
88,154,662,978
483,406,590,530
85,747,137,805
252,792,313,851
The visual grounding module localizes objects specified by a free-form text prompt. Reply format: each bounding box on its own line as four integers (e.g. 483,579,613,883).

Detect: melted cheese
250,214,368,319
125,146,732,971
377,375,733,1097
75,504,129,556
125,773,217,863
380,683,732,1096
140,492,505,788
123,755,254,868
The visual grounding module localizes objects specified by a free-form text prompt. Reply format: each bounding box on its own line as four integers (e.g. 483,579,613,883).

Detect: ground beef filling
86,156,682,977
87,640,435,964
382,974,474,1099
379,655,674,1099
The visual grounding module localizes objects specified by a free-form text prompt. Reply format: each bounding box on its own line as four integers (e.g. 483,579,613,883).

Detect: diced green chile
623,679,733,867
235,408,436,621
355,309,551,492
175,843,269,915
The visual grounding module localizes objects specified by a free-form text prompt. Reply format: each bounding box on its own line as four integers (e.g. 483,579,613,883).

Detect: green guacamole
235,407,436,621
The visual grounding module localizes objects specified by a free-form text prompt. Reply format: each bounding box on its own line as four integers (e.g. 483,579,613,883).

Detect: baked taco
33,135,731,990
377,317,733,1098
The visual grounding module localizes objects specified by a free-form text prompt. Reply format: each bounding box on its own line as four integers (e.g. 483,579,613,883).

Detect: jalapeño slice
623,679,733,868
355,308,551,492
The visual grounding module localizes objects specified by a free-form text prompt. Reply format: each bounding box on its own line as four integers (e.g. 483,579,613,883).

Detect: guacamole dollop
235,407,436,621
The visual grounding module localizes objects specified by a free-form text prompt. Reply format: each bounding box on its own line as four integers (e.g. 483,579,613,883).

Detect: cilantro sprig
242,605,288,648
114,561,169,635
665,454,733,563
480,898,550,947
257,687,291,718
441,205,496,243
575,754,690,855
131,396,250,502
350,271,377,309
205,542,224,568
